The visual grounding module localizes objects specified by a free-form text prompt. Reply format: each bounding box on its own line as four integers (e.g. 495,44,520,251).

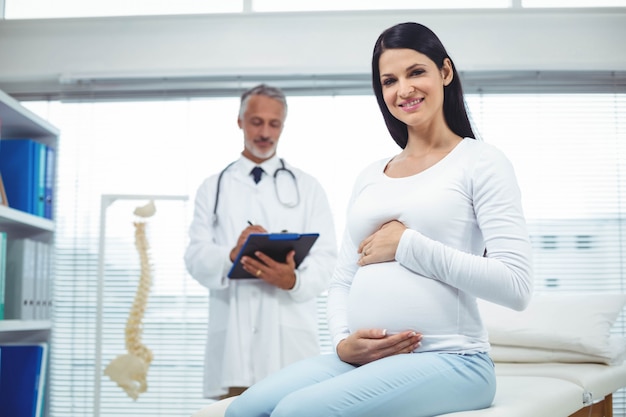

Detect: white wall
0,8,624,95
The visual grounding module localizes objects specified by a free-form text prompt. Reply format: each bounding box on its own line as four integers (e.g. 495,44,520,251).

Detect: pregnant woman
225,21,533,417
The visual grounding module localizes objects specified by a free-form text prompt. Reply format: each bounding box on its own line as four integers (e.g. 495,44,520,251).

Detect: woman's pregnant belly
347,261,459,336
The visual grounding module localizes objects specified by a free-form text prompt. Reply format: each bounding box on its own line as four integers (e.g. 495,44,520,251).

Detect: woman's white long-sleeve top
185,155,337,398
327,138,533,353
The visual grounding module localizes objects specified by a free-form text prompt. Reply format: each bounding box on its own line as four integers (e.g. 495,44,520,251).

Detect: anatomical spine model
104,200,156,400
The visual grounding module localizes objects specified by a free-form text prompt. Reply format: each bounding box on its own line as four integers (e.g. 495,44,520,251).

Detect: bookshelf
0,88,59,417
0,205,55,236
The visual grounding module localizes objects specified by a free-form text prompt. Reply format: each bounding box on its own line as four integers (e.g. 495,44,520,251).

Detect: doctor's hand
229,224,268,262
336,329,422,366
240,249,297,290
358,220,407,266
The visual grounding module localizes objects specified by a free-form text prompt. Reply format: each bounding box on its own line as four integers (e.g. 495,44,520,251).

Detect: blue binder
36,143,46,217
44,145,55,220
0,343,48,417
0,139,45,216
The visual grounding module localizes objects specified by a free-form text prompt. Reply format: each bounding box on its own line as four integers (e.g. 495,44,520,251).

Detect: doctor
184,84,338,400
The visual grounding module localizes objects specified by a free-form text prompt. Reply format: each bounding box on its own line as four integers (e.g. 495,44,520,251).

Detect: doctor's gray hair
239,84,288,119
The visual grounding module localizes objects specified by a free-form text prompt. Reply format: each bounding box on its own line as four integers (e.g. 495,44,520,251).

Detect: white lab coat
184,155,338,398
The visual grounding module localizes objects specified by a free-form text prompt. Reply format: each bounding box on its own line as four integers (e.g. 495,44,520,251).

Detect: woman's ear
442,58,454,86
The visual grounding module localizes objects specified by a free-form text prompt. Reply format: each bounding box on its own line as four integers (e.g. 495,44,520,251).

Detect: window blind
24,90,625,417
466,93,626,416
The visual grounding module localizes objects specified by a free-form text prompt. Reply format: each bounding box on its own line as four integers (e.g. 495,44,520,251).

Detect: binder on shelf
0,342,49,417
33,241,52,320
44,242,53,320
36,142,46,217
0,232,7,320
33,241,42,320
44,145,55,220
4,238,37,320
0,172,8,206
0,139,45,216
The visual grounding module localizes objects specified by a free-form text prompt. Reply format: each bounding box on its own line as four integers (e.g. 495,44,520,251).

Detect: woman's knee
271,391,327,417
223,398,242,417
225,396,265,417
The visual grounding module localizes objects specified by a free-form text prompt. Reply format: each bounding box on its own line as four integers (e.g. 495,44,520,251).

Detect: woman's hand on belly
336,328,422,366
358,220,407,266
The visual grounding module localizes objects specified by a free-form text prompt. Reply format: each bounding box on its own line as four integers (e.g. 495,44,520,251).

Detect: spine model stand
104,200,156,400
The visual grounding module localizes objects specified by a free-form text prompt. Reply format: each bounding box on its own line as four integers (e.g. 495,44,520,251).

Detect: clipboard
228,233,319,279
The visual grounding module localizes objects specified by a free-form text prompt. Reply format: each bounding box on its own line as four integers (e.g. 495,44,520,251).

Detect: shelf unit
0,88,59,416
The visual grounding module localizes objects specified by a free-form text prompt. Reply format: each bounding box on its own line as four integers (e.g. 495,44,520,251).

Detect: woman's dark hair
372,22,475,149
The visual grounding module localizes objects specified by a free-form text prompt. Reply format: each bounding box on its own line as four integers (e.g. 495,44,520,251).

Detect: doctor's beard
246,137,277,160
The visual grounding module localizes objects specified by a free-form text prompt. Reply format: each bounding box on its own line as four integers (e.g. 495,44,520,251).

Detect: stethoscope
212,158,300,225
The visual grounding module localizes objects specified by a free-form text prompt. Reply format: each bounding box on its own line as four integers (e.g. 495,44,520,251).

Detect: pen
247,220,254,226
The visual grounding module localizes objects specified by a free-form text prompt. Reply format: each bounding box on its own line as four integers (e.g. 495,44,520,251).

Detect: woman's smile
399,97,424,112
